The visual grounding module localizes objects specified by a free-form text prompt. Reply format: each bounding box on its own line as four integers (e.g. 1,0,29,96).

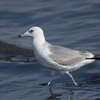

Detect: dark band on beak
18,33,25,37
18,35,22,37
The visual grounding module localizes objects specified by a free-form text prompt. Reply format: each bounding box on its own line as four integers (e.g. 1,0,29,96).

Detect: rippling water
0,0,100,100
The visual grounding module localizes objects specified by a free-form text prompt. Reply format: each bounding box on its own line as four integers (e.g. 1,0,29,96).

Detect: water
0,0,100,100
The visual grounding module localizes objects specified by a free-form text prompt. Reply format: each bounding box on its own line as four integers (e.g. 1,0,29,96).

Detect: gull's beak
18,33,26,37
18,31,29,38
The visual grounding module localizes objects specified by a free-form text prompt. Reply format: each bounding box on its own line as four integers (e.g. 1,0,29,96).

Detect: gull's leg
66,72,78,86
47,74,53,86
47,70,57,86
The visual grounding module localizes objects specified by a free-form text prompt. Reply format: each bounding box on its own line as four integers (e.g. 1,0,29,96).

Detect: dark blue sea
0,0,100,100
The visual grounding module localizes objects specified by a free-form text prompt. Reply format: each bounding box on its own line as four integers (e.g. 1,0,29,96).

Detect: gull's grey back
49,44,78,58
48,44,85,66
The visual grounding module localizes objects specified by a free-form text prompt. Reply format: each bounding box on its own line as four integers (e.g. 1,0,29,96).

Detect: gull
18,26,100,86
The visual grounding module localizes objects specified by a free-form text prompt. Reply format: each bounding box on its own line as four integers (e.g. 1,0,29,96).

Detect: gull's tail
88,52,100,60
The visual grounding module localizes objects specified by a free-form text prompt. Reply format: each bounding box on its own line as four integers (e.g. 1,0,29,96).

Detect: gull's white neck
32,33,46,52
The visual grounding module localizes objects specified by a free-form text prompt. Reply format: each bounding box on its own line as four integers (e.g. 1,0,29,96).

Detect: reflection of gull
48,86,62,100
47,85,75,100
18,26,100,86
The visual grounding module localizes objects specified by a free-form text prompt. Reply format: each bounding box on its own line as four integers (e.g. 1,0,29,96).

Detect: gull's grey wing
48,45,92,66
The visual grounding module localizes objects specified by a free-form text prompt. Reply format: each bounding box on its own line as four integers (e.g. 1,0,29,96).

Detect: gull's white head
18,26,44,38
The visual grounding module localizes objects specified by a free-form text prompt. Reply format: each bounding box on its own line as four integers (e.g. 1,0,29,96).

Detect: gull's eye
30,30,33,33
